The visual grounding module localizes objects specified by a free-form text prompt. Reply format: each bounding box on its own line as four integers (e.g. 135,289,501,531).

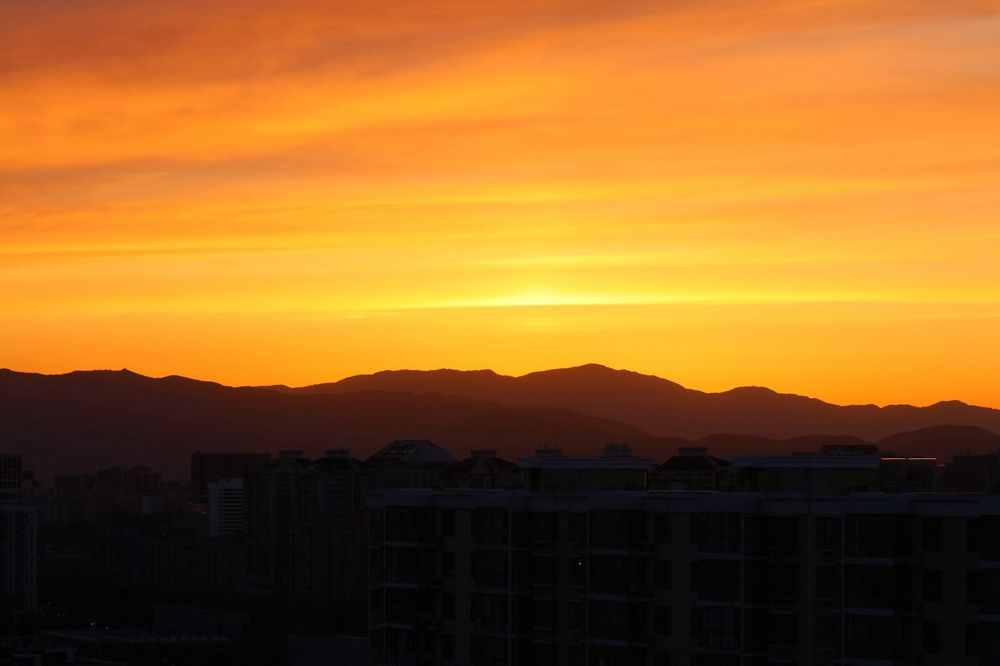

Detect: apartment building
368,487,1000,666
0,500,39,612
208,477,248,538
0,453,23,496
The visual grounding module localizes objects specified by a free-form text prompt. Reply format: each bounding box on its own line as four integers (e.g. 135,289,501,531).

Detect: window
591,646,646,666
533,643,557,665
846,565,898,609
532,512,558,542
532,556,556,586
591,510,647,549
655,559,672,590
440,634,455,661
692,513,741,554
440,509,455,538
845,615,898,660
846,515,911,558
568,601,584,630
693,606,740,651
471,594,508,631
816,516,841,551
471,550,507,588
654,513,672,544
923,569,943,603
591,555,646,593
815,565,841,602
975,517,1000,560
369,548,384,579
386,589,417,624
654,605,672,636
923,620,941,654
770,613,798,647
534,599,558,629
442,551,455,578
590,600,648,642
472,508,508,545
568,513,587,545
471,636,507,666
693,560,740,603
922,517,943,553
370,510,385,542
966,623,978,657
569,556,586,587
386,507,435,542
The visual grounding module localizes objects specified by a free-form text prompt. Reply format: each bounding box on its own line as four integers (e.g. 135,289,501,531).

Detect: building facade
0,501,39,612
208,477,249,538
368,489,1000,666
0,453,23,496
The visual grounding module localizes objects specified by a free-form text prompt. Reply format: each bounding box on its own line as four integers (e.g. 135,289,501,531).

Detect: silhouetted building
442,450,524,490
248,449,368,633
0,453,23,496
41,629,233,665
651,447,732,490
365,440,456,490
940,451,1000,492
209,477,248,538
0,501,38,611
192,452,271,503
305,449,368,632
45,465,180,526
369,487,1000,666
519,444,654,492
878,456,938,492
730,453,881,494
249,450,312,600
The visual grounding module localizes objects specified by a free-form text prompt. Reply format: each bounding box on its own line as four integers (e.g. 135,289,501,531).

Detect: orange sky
3,0,999,406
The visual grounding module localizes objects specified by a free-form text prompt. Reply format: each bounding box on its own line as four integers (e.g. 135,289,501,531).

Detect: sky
3,0,999,406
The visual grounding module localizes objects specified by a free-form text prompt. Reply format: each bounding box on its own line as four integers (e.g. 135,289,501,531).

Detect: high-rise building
0,502,38,611
247,449,368,632
191,452,272,503
208,478,248,538
0,453,23,496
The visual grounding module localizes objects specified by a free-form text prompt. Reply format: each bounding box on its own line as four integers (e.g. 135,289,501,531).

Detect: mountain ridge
288,363,1000,439
2,365,998,479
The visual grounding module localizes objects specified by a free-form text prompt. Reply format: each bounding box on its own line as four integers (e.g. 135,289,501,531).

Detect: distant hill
1,365,998,479
296,364,1000,440
879,425,1000,458
0,368,644,479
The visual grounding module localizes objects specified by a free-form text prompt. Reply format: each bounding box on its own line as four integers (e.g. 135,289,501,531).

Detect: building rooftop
442,452,520,482
518,444,655,471
45,630,231,645
657,454,732,472
730,455,881,470
365,439,456,467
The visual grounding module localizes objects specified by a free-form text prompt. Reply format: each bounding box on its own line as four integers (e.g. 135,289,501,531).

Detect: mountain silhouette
295,364,1000,440
1,365,998,479
879,425,1000,458
0,368,644,479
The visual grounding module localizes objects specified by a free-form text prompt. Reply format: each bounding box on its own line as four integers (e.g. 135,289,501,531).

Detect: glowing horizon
3,1,999,407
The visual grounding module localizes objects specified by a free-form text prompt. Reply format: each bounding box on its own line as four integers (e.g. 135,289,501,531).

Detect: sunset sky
3,0,999,406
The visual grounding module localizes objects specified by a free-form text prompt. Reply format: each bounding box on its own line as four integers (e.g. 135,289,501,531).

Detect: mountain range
1,364,998,478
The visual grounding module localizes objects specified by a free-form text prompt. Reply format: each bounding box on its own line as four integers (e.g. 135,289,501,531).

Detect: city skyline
4,1,1000,406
